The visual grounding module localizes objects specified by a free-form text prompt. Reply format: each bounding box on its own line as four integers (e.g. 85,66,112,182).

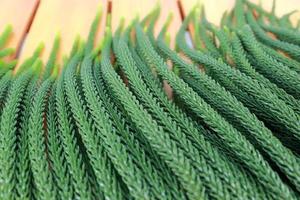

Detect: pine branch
230,33,300,115
157,29,264,199
28,78,56,200
16,74,39,199
41,35,60,82
0,60,17,78
0,48,15,58
47,83,73,200
260,23,300,46
238,25,300,99
167,26,300,192
82,54,156,199
17,44,44,75
246,11,300,62
101,31,206,200
64,51,124,200
55,65,93,200
233,0,246,28
115,33,229,199
93,59,186,200
177,16,300,149
0,70,13,111
0,69,32,199
139,22,296,200
260,44,300,74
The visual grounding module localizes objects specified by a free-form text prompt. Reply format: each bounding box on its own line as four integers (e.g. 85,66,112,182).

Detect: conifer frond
138,23,295,199
101,30,206,200
28,78,56,200
0,69,32,199
64,51,124,200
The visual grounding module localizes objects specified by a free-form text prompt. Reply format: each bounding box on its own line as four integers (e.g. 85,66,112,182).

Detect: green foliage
0,48,14,58
95,59,186,199
47,83,74,200
233,0,246,28
1,2,300,199
16,74,38,199
17,44,44,75
0,70,32,199
230,34,300,115
0,25,12,49
246,11,300,62
64,51,124,200
197,18,221,58
81,54,152,199
55,67,93,199
260,23,300,46
157,28,268,199
41,35,60,82
28,78,56,200
118,32,233,199
0,70,13,110
101,30,206,200
239,25,300,99
177,15,300,147
0,60,17,77
260,44,300,74
176,19,296,199
170,29,300,191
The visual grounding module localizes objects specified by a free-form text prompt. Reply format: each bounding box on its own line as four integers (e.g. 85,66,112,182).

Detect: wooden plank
180,0,300,25
0,0,39,58
111,0,181,48
18,0,108,68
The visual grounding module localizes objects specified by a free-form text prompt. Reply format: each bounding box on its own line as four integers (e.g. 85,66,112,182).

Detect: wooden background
1,0,299,68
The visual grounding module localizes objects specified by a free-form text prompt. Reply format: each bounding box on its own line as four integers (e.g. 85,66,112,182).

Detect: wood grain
111,0,182,48
0,0,39,58
17,0,108,69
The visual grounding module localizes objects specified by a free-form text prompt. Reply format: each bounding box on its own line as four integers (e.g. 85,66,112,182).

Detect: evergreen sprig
139,22,295,199
64,51,124,200
246,11,300,62
260,23,300,46
41,35,60,82
167,27,300,192
157,26,266,199
238,25,300,99
47,83,73,200
0,25,12,48
81,54,153,200
0,70,32,199
177,15,300,148
55,67,93,199
114,33,230,199
0,70,13,111
101,30,206,200
260,44,300,74
16,73,39,199
93,58,186,200
28,78,56,200
230,33,300,115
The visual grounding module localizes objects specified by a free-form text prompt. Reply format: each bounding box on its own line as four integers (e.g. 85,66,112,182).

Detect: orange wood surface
0,0,39,58
111,0,182,48
1,0,299,70
180,0,300,25
17,0,108,68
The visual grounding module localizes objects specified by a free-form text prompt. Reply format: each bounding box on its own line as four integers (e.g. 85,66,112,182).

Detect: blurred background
0,0,299,67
